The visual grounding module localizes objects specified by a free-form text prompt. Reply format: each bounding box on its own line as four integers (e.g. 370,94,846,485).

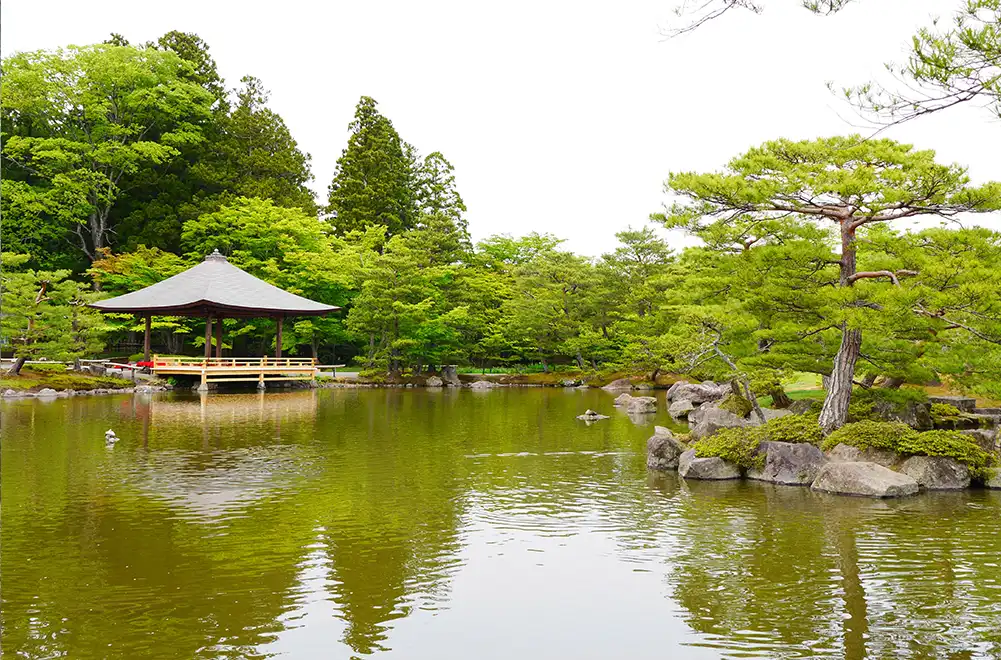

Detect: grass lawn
0,367,134,392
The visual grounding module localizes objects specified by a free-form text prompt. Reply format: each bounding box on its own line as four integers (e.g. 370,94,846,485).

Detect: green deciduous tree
657,135,1001,432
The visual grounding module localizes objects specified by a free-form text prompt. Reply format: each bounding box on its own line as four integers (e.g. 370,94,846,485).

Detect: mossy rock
821,421,917,453
718,393,753,418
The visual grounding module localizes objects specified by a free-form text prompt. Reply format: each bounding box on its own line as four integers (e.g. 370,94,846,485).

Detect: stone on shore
441,365,461,386
689,407,750,441
678,448,741,480
984,468,1001,490
665,380,688,400
826,443,901,468
899,455,971,490
668,399,695,419
469,380,496,390
646,428,687,471
613,393,634,407
746,441,827,486
811,461,919,498
36,388,59,397
625,396,657,414
425,375,443,387
602,378,634,391
666,381,730,405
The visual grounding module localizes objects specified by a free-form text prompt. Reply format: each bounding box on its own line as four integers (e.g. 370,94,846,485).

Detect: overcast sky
3,0,998,255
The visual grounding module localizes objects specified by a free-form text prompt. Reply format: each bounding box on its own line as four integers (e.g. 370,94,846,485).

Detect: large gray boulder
689,407,750,441
613,392,634,407
678,448,741,480
602,378,634,391
35,388,59,397
759,407,793,422
469,380,497,390
960,428,998,453
899,455,970,490
668,381,730,405
425,375,444,387
929,395,977,413
646,429,687,471
668,399,696,419
626,396,657,414
984,468,1001,490
747,441,827,486
665,380,689,400
826,443,901,468
811,462,919,498
872,399,933,430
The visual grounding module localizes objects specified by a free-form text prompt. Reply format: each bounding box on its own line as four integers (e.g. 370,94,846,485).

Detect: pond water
2,388,1000,659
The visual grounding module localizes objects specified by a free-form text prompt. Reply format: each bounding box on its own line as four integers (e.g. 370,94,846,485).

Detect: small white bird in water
105,429,118,444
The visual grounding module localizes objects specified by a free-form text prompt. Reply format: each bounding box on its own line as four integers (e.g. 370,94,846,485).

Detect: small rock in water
105,429,119,443
576,409,610,421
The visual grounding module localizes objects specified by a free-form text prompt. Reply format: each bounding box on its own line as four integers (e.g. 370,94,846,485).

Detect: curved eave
88,300,341,318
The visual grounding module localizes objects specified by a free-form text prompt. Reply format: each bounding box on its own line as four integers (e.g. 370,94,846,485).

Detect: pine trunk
819,326,862,434
6,356,28,377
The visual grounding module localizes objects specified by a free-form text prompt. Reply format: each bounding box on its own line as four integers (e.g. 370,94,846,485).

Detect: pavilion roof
89,250,340,318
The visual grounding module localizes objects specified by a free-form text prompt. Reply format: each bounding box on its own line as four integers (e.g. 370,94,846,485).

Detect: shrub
930,403,962,419
758,414,823,445
693,427,764,470
898,430,996,480
820,421,918,452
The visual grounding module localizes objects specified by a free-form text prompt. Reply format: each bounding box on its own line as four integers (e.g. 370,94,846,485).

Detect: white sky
3,0,999,256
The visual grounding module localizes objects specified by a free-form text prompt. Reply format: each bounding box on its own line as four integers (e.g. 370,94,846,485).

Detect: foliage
757,414,825,445
820,421,919,452
693,427,764,470
897,430,996,479
930,403,964,419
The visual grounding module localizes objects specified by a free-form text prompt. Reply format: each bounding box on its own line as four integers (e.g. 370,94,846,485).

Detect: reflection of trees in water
654,478,1001,659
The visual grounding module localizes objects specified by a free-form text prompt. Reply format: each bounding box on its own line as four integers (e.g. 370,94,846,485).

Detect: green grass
0,367,133,392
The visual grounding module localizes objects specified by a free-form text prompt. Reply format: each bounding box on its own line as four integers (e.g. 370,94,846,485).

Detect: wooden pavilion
90,250,340,389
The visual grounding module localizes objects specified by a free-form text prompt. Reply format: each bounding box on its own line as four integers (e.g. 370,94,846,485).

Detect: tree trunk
541,356,549,373
6,356,27,377
366,333,375,368
770,387,793,409
575,350,585,370
880,376,904,389
860,373,877,388
819,327,862,434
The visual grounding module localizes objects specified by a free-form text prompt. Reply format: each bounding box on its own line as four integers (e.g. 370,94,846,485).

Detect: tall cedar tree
327,97,415,238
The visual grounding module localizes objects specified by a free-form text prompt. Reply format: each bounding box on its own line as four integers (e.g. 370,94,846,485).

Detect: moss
718,393,753,418
693,427,764,470
930,403,963,419
820,420,918,452
758,414,824,445
897,430,996,480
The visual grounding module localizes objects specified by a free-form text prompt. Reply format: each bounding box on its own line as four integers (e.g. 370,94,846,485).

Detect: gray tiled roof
90,251,339,317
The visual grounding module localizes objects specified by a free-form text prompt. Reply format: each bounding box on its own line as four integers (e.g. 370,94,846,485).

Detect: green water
2,388,1000,659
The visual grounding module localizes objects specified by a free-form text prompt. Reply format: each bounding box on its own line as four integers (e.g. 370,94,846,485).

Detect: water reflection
2,389,1000,659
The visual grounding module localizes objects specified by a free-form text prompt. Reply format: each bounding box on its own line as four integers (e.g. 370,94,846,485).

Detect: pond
2,388,1000,659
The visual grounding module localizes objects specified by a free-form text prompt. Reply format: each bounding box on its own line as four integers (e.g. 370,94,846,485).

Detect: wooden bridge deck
152,356,318,388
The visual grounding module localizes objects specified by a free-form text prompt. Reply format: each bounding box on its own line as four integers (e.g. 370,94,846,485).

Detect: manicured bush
758,414,823,445
820,420,918,452
898,430,996,480
694,427,764,470
930,403,963,419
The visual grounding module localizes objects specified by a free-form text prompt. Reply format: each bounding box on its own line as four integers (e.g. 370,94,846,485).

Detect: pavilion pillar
276,316,283,359
205,315,213,359
215,317,223,359
143,315,151,363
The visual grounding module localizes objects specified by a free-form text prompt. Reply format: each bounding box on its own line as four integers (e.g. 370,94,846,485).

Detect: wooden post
204,315,213,360
215,317,223,359
143,315,151,363
276,316,283,359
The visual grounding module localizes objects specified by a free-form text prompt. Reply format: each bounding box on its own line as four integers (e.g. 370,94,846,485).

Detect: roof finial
205,249,227,262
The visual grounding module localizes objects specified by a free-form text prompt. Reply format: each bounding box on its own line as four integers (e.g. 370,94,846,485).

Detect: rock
871,399,933,430
469,380,496,390
669,399,696,419
678,448,742,480
759,407,793,422
929,395,977,413
35,388,59,397
811,462,919,498
667,381,730,405
577,409,610,421
983,468,1001,490
825,443,901,468
133,385,156,394
2,389,19,397
646,429,686,471
961,428,998,453
687,402,715,427
625,396,657,414
425,376,444,387
441,365,461,386
899,455,970,490
787,399,818,415
560,378,582,387
747,441,828,486
689,407,750,441
612,393,634,407
602,378,634,391
665,380,689,400
633,383,654,390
